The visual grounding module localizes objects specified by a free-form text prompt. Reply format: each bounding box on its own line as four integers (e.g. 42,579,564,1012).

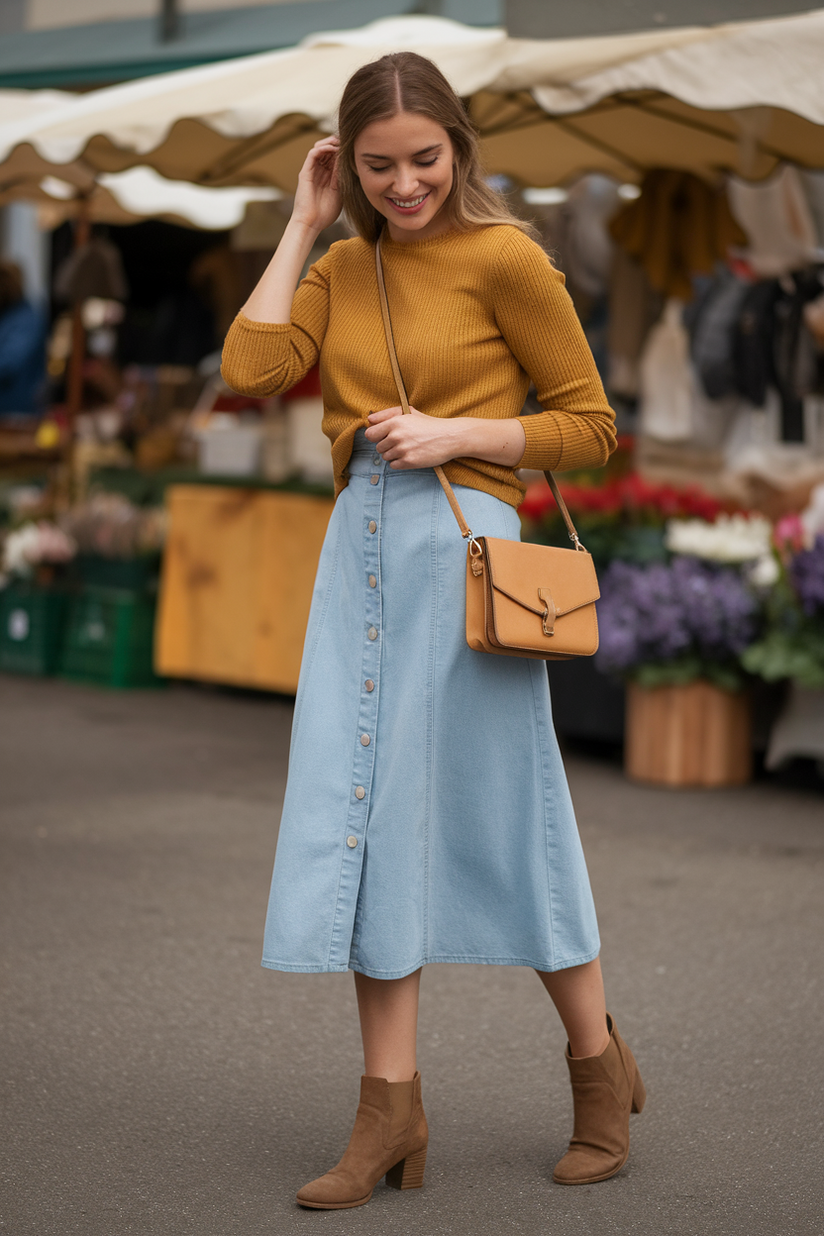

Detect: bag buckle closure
538,587,556,636
466,532,484,577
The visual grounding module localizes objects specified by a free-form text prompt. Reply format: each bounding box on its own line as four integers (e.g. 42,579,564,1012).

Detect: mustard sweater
221,225,615,508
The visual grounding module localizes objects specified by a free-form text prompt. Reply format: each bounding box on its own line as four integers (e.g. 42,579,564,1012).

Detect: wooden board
155,484,334,694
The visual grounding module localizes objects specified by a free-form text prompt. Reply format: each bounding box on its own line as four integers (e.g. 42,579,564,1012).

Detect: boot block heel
385,1145,427,1190
631,1069,646,1114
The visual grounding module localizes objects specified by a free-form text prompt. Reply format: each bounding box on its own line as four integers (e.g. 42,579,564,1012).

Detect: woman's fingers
364,407,404,443
365,409,455,468
366,406,404,425
301,137,339,180
294,135,342,230
309,135,340,157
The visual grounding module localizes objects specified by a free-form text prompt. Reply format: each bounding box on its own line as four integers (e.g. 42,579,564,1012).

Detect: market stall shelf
625,680,752,788
156,485,334,694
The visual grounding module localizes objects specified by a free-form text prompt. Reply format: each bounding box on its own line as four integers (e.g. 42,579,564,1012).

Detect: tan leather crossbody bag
375,235,600,661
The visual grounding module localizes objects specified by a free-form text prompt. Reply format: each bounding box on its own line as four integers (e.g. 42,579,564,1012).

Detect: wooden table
156,484,334,694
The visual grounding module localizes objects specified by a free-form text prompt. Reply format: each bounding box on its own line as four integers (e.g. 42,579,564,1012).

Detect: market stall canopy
0,87,74,124
36,167,282,230
2,11,824,193
0,88,280,228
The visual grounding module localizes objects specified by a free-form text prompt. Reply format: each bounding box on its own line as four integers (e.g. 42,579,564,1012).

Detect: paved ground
1,674,823,1236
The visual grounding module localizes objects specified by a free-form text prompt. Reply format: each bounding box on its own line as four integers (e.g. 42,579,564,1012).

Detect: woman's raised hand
239,135,342,322
292,136,343,234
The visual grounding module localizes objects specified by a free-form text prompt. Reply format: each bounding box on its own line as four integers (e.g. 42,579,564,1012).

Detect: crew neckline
379,226,468,251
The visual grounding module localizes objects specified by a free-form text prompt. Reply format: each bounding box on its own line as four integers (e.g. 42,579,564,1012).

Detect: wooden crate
155,485,334,694
625,680,752,788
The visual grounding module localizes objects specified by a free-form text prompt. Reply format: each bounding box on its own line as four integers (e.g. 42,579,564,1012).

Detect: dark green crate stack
0,584,67,675
60,586,162,689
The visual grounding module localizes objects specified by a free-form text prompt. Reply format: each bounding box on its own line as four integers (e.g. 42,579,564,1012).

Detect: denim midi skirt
262,431,600,980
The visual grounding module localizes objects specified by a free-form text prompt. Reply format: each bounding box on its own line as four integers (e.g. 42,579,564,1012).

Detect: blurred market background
2,5,824,1235
1,0,824,788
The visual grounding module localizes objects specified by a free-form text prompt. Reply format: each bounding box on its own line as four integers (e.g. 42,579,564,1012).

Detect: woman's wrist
453,417,526,468
285,214,323,247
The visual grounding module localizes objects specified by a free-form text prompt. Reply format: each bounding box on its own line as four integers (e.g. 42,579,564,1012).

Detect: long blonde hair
337,52,537,242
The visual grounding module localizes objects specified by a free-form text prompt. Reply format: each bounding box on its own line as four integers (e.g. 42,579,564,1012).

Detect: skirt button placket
332,447,385,964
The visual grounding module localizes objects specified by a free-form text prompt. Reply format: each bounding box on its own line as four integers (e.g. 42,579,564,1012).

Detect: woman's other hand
365,407,526,470
293,136,343,235
365,406,462,469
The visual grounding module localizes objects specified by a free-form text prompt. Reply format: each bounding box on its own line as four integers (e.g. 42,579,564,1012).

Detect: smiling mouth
387,193,430,211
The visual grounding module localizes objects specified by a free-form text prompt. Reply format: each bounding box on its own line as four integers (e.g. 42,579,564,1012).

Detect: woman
221,52,645,1210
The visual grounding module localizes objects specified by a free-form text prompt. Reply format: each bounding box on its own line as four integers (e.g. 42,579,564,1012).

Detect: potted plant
595,531,764,786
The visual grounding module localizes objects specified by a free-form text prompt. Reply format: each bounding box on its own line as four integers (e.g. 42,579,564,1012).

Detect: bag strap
374,233,585,550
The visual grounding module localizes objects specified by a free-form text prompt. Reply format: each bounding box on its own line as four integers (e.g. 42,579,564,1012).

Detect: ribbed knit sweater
221,225,615,508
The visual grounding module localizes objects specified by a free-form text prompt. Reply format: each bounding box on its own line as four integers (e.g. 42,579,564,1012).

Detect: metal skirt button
368,575,377,588
367,627,378,641
360,734,371,746
364,680,375,692
355,786,366,800
346,835,358,848
368,520,377,534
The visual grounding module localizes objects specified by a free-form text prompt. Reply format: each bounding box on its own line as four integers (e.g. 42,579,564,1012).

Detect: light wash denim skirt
262,430,600,980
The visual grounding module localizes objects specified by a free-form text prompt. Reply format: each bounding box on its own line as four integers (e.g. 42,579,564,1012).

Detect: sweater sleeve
220,249,332,397
492,229,616,471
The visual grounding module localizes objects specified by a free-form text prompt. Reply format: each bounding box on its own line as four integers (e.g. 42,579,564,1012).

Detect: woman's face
353,112,455,242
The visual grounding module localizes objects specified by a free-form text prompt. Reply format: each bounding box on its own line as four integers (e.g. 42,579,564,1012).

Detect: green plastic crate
0,583,67,676
59,586,162,688
72,553,161,592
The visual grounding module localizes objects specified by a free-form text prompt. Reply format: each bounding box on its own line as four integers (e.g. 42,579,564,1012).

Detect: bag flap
482,537,599,617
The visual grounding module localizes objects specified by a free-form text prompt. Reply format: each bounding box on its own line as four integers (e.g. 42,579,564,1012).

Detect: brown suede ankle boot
553,1014,646,1185
296,1072,428,1209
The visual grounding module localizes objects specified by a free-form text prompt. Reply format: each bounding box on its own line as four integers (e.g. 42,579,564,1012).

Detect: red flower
522,471,730,527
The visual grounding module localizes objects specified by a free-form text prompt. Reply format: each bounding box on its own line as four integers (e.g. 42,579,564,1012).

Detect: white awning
1,12,824,193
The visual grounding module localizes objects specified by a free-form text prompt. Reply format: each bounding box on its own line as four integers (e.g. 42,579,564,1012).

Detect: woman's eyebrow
362,144,443,160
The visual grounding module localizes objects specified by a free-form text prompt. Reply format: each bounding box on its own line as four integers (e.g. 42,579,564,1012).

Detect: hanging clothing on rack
732,269,823,442
638,299,694,441
727,165,820,278
609,169,747,301
606,248,663,399
688,266,752,400
772,270,822,442
53,236,128,305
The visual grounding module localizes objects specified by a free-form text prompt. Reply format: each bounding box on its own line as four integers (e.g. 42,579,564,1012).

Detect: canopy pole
65,197,90,432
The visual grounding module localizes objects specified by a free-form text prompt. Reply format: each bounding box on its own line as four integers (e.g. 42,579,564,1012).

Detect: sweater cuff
517,413,564,471
221,314,294,396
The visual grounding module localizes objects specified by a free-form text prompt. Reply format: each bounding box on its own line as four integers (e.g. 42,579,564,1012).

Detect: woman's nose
391,167,419,197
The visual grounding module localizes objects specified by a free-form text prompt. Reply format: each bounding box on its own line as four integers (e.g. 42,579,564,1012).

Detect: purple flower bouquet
596,556,759,689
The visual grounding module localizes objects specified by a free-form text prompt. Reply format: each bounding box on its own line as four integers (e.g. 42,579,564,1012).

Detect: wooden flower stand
625,680,752,787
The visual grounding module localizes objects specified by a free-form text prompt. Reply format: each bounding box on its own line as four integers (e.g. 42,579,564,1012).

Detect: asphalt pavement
1,674,822,1236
